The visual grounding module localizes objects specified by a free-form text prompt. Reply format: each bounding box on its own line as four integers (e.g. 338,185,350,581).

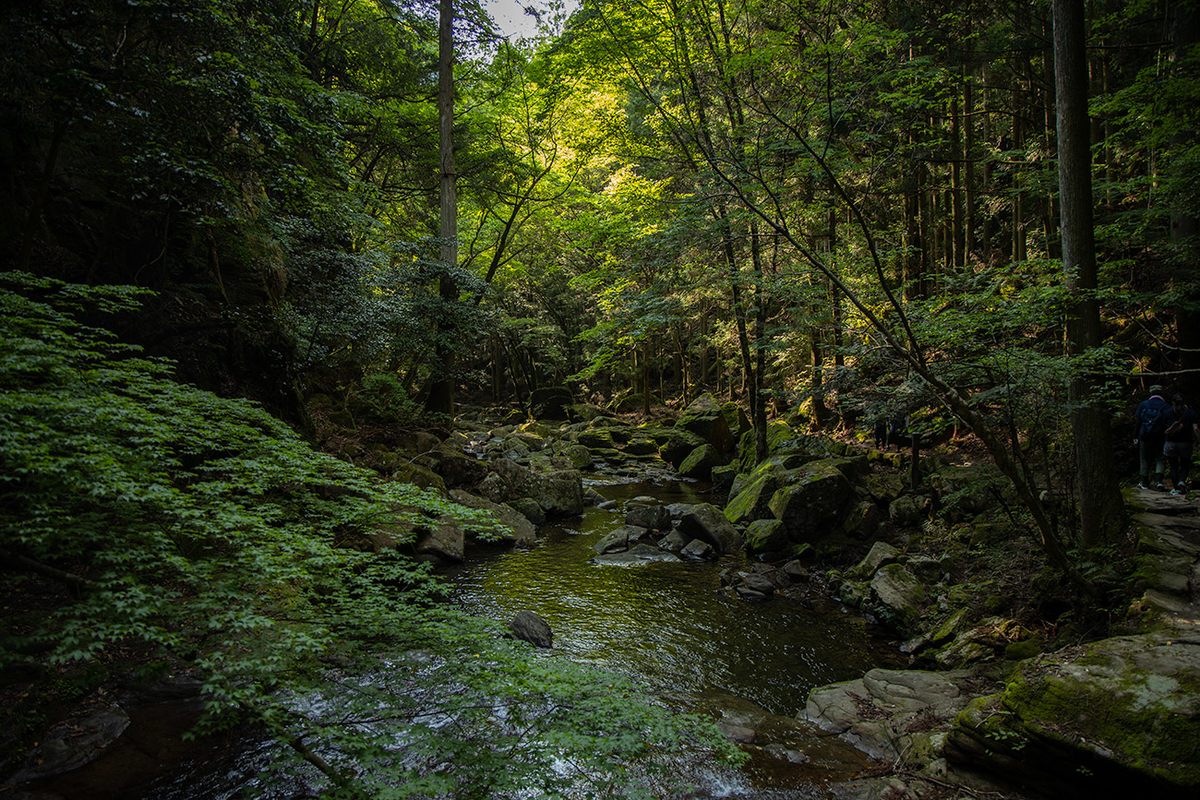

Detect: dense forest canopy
2,0,1199,794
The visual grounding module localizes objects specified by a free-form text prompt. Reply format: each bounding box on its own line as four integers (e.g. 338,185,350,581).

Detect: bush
0,272,740,796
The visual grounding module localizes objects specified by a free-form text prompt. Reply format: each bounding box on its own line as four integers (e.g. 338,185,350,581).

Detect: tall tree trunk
426,0,458,416
1170,0,1200,390
1054,0,1124,546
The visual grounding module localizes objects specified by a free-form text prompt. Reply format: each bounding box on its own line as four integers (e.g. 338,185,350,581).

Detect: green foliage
0,273,740,795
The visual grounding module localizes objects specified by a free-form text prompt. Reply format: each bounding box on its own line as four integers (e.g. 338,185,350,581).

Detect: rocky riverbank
391,393,1200,799
11,390,1198,798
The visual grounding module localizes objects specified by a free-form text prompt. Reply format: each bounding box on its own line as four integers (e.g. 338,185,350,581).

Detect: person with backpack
1133,384,1171,490
1162,393,1199,495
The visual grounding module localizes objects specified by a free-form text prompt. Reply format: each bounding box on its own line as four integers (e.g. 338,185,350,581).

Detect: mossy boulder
948,633,1200,792
736,420,797,473
659,429,708,468
744,519,789,554
724,473,781,526
767,459,854,541
560,444,594,470
679,443,721,479
720,401,751,439
576,428,615,449
677,503,744,554
867,563,927,633
845,541,901,580
675,393,736,454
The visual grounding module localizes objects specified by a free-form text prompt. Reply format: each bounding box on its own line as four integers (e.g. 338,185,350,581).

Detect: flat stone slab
805,668,976,760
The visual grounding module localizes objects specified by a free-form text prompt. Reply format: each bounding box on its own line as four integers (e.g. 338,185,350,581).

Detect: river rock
842,500,883,539
560,443,594,469
724,473,781,526
530,386,572,420
946,632,1200,792
806,668,976,761
508,610,553,647
625,504,672,531
741,572,776,596
509,496,547,524
846,541,902,580
434,449,490,487
867,563,926,632
623,437,659,456
744,519,788,554
593,543,681,565
675,393,736,454
594,525,637,554
392,461,447,493
657,530,688,551
448,490,536,545
488,458,583,516
679,443,721,479
7,701,131,784
416,516,465,562
659,429,708,469
680,538,714,559
677,503,743,554
768,459,854,541
889,494,931,527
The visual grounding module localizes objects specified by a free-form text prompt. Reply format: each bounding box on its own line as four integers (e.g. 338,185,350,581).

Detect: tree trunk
426,0,457,416
1054,0,1125,546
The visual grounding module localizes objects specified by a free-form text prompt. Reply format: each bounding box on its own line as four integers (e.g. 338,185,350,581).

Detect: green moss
1002,651,1200,786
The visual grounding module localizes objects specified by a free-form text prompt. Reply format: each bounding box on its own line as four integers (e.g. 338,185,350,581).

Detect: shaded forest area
2,0,1200,795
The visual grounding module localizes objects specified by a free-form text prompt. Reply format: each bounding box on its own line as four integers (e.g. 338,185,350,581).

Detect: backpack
1140,402,1167,438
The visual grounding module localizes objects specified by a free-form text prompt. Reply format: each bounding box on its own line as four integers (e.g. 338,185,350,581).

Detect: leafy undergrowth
0,272,741,797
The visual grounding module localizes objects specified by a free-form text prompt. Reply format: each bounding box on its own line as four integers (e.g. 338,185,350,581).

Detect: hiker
1162,393,1199,495
1133,384,1171,490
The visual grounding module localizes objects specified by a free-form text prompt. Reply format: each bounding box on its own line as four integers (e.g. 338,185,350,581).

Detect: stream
446,473,906,797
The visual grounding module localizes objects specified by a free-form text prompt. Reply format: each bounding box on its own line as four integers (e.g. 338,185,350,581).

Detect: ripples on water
447,476,904,796
137,476,900,799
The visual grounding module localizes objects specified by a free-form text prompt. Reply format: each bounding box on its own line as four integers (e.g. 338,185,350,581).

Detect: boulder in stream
448,490,536,545
416,516,465,563
677,503,743,554
675,393,736,455
768,459,854,542
593,543,681,565
507,610,553,648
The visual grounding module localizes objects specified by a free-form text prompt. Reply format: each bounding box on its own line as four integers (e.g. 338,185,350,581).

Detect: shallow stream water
446,474,906,797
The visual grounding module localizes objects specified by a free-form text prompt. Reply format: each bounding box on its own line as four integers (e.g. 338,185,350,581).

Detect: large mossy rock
867,563,926,633
416,515,465,563
720,401,751,440
677,503,743,554
529,386,573,420
659,429,708,468
448,489,535,545
489,458,583,516
736,420,798,474
767,459,854,541
806,668,977,761
675,394,736,454
679,443,721,479
724,473,781,526
947,633,1200,793
744,519,789,554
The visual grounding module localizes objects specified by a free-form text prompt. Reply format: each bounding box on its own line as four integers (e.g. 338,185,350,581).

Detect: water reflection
449,478,904,795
